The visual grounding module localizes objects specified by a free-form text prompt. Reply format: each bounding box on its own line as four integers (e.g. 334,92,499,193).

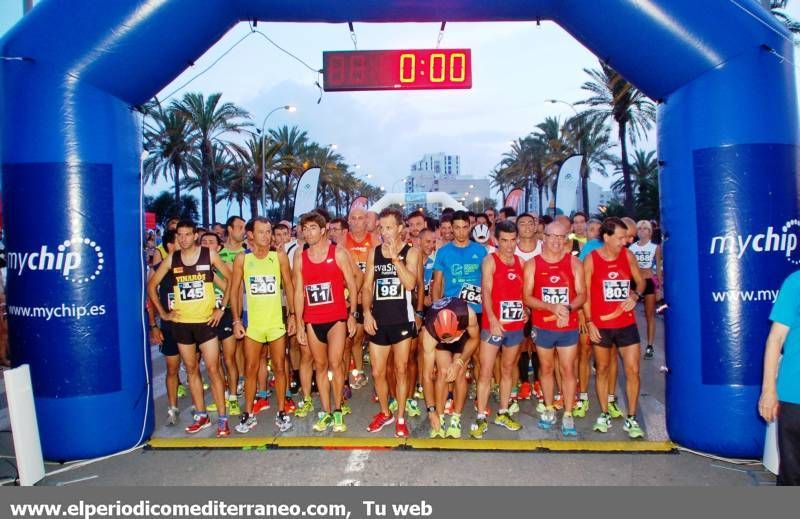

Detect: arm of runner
276,249,296,336
431,270,444,302
570,255,587,312
146,300,163,346
361,247,378,336
480,255,503,337
394,245,420,291
759,321,788,422
147,251,175,322
448,308,480,382
336,245,359,338
622,249,644,312
293,248,308,346
583,254,601,343
229,253,246,340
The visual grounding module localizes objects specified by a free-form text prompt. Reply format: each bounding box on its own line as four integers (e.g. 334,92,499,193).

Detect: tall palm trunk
618,122,635,216
210,182,218,224
524,176,531,213
538,185,544,216
248,190,259,220
200,141,212,227
172,163,181,210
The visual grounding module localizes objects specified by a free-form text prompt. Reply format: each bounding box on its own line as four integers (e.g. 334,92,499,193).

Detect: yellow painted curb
149,435,675,452
148,437,275,449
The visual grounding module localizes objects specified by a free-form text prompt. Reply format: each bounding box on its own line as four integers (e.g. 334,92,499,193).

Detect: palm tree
611,149,660,220
142,103,197,208
173,92,251,227
766,1,800,36
577,62,656,215
563,114,616,213
536,117,571,214
268,125,309,220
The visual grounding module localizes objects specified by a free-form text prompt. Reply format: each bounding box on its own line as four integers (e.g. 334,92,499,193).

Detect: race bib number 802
541,287,569,305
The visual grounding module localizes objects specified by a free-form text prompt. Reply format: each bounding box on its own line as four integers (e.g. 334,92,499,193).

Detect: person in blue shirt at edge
759,269,800,486
430,210,487,438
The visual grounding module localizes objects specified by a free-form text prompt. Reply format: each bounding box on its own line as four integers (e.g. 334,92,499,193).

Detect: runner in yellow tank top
229,217,296,433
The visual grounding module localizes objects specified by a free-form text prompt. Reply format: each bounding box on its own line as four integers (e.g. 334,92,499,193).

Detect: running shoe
607,401,623,419
289,376,300,395
388,398,398,413
538,409,557,430
623,416,645,439
561,414,578,437
202,380,209,391
236,377,244,396
533,380,544,401
185,414,211,434
252,397,270,414
414,384,424,399
343,384,353,401
235,413,257,434
284,398,297,414
228,398,242,416
216,420,231,438
341,402,352,416
518,381,532,400
166,406,180,426
445,414,462,439
593,413,611,433
573,399,589,418
644,345,654,360
332,410,347,433
395,418,410,438
177,384,187,399
406,399,421,417
206,402,218,412
367,412,395,433
313,412,333,432
553,394,564,411
295,396,314,418
275,411,293,432
508,399,520,416
470,417,489,439
536,401,546,414
352,371,368,390
429,426,446,439
444,398,454,416
495,412,522,431
473,399,491,416
467,383,477,401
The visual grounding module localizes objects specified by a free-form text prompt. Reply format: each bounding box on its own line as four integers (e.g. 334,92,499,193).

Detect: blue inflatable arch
1,0,797,460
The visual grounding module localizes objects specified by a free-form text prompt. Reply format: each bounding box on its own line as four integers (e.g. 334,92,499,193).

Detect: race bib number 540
249,275,277,296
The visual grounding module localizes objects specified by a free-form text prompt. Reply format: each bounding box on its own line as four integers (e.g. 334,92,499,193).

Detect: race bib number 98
541,287,569,305
178,280,206,302
458,283,482,304
306,282,333,306
376,277,404,300
249,275,277,296
603,280,630,302
499,300,524,322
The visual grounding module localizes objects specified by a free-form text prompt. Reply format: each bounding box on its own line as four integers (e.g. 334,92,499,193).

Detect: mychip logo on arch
6,235,106,283
708,219,800,265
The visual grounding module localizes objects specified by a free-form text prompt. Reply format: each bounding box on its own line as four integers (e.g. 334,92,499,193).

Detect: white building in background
404,153,490,215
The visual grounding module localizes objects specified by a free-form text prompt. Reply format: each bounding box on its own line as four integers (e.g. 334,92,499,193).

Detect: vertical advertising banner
292,167,321,224
3,163,120,396
693,144,800,385
555,155,582,216
504,188,524,214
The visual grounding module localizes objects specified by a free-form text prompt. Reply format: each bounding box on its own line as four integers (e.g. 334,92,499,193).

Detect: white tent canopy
368,192,468,212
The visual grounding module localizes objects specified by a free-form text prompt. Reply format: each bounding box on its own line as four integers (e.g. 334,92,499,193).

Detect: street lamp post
259,105,296,215
545,98,579,117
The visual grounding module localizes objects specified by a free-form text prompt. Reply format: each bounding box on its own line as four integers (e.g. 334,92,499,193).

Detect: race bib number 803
603,280,630,302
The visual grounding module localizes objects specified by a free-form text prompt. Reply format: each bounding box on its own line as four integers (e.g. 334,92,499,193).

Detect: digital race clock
322,49,472,92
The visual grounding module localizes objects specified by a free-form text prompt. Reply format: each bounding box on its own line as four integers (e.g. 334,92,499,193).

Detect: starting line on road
146,437,676,453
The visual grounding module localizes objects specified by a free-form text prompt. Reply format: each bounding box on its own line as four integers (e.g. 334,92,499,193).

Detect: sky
3,1,800,220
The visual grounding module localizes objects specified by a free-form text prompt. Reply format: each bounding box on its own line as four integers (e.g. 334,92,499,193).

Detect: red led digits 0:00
323,49,472,91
